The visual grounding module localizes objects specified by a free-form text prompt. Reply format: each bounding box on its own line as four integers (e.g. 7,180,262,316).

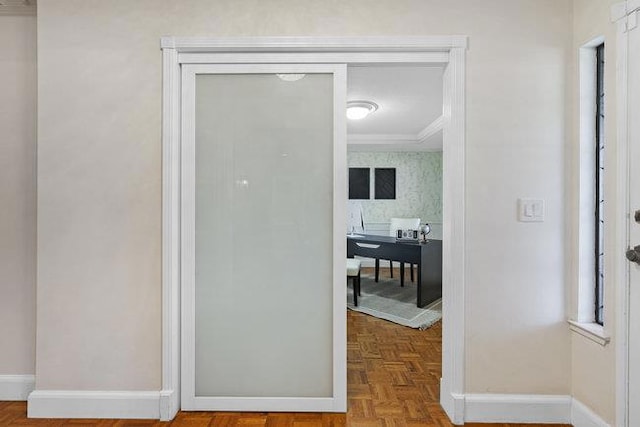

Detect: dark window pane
595,43,605,325
349,168,370,200
374,168,396,200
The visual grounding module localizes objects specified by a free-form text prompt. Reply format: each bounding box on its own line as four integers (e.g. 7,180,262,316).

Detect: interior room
345,64,445,330
347,64,444,239
343,64,449,423
1,1,638,427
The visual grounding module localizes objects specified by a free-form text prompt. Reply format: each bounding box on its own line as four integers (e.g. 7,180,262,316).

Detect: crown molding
348,134,416,145
348,115,444,147
417,115,444,143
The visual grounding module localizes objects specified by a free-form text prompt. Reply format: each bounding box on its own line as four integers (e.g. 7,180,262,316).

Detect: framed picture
374,168,396,199
349,168,370,199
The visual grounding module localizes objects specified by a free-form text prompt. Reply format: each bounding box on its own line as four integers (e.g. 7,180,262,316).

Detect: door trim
615,16,630,427
612,2,639,426
160,36,468,423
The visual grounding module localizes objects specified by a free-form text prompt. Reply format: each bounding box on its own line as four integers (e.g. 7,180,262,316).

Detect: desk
347,234,442,308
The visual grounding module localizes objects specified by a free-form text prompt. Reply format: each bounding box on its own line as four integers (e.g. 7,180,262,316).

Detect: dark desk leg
400,262,405,287
374,258,380,282
417,241,443,308
352,276,358,306
417,265,422,306
389,260,393,278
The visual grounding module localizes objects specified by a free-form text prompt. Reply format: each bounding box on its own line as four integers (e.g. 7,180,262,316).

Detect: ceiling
347,64,444,152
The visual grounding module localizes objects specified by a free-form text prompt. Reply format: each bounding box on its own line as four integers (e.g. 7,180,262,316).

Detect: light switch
518,198,544,222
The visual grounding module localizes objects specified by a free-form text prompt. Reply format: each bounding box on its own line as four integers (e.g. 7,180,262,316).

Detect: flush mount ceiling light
276,74,306,82
347,101,378,120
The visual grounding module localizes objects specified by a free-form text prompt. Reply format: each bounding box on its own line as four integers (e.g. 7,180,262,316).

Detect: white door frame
612,2,640,426
160,36,468,423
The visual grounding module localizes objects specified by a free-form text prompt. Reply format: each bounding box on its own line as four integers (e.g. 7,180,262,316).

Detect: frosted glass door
181,65,346,412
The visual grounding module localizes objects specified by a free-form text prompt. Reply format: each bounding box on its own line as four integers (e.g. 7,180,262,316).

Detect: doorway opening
345,63,445,423
160,36,467,424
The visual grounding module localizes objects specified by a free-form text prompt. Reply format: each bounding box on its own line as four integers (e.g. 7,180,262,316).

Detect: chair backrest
389,217,421,237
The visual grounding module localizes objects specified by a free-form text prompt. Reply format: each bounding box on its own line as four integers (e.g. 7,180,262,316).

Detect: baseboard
439,387,465,425
27,390,161,419
159,389,179,421
438,390,610,425
464,393,571,424
0,375,35,400
571,398,611,427
24,388,607,425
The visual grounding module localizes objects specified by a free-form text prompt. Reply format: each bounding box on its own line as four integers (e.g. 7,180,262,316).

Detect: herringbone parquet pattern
0,269,571,427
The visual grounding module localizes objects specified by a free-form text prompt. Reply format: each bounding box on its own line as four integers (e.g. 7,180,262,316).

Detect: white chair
375,217,421,286
347,258,362,306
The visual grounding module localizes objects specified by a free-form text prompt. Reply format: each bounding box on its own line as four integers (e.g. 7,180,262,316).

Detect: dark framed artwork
374,168,396,200
349,168,370,200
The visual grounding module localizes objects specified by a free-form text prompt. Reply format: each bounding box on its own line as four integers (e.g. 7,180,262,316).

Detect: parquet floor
0,268,571,427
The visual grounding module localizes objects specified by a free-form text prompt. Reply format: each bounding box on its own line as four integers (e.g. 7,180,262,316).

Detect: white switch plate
518,198,544,222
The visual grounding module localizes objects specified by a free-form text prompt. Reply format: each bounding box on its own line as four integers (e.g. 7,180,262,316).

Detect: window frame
570,36,609,345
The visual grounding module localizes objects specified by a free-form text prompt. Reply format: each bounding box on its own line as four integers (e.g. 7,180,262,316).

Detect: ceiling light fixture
347,101,378,120
276,74,306,82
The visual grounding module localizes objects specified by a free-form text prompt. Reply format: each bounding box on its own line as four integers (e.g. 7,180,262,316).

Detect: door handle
356,243,381,249
626,245,640,265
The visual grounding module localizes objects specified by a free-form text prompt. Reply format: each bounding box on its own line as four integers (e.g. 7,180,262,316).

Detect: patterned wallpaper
347,151,443,224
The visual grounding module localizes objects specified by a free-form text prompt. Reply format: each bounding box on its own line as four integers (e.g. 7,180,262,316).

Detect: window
594,43,605,325
575,38,607,332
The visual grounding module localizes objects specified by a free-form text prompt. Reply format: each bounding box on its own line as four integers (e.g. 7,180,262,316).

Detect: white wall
0,15,37,376
569,0,620,424
35,0,572,398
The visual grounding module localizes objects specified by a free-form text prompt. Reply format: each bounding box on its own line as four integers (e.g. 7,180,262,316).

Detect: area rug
347,272,442,330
